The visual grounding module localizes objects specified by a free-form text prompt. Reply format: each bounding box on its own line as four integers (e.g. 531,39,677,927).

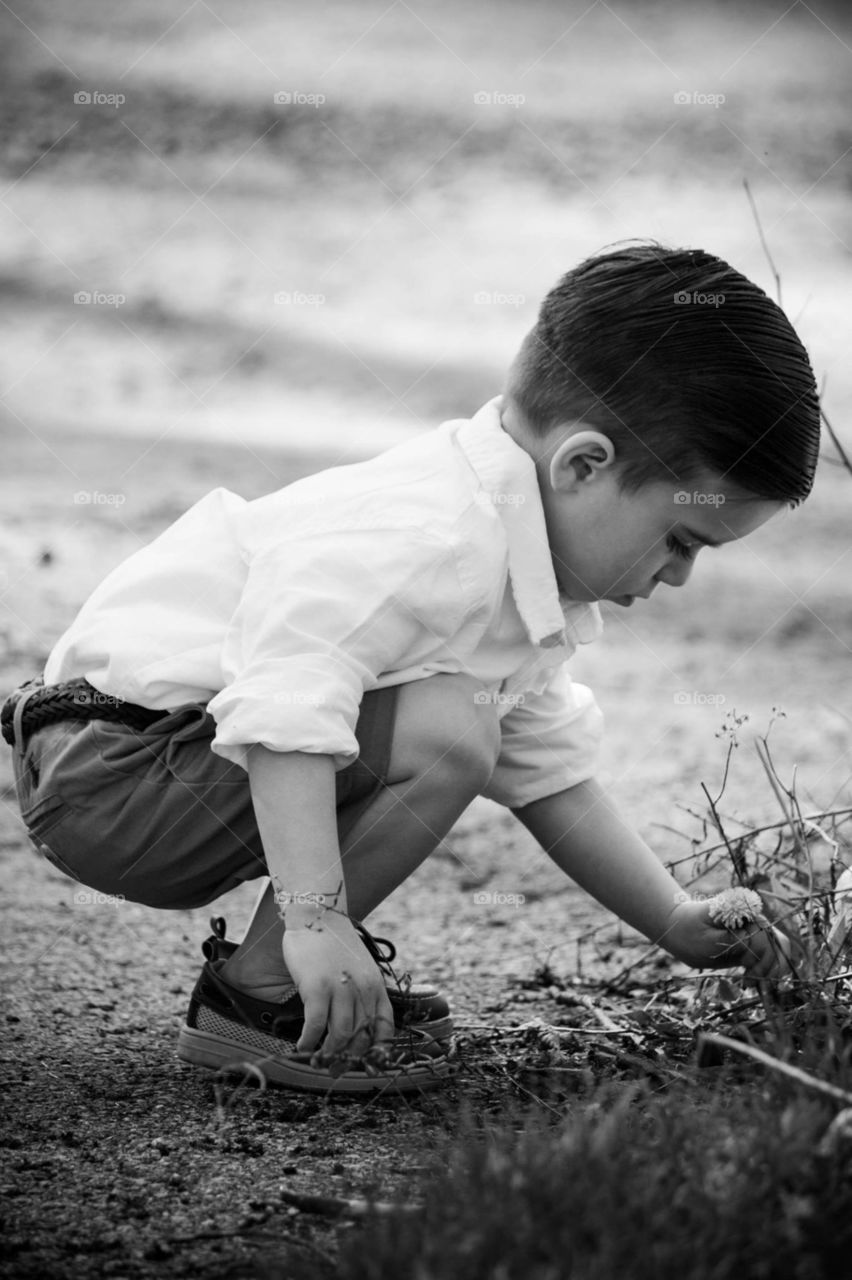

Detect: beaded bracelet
272,879,347,930
275,891,330,908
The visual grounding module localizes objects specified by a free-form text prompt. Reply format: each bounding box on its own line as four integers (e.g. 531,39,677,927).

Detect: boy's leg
220,673,500,1000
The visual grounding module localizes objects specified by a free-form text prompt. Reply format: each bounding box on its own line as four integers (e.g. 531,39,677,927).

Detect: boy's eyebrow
680,525,722,548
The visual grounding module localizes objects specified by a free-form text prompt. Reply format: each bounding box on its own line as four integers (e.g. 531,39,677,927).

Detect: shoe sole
177,1023,454,1094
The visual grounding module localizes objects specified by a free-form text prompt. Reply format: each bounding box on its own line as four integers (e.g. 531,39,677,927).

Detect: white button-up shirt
45,397,605,809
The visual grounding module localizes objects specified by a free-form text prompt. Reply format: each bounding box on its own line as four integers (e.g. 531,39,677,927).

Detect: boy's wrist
275,890,332,909
273,882,350,930
274,889,353,932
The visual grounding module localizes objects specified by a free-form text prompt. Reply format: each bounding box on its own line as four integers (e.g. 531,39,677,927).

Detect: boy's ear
548,430,616,493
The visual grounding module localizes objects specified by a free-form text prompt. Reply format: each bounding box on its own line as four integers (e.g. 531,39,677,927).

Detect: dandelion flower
708,887,767,930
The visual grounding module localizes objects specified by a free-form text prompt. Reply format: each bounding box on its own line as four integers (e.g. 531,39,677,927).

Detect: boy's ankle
219,952,297,1004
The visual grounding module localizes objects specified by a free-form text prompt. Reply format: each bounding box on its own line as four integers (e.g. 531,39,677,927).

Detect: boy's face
537,451,784,606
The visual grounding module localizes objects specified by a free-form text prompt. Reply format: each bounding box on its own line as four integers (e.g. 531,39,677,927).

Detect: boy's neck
498,398,555,491
498,398,527,445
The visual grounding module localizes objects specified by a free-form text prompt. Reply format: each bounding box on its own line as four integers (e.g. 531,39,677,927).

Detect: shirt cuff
206,666,363,773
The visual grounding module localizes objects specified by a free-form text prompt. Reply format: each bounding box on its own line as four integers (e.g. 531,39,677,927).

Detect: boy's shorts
8,685,400,910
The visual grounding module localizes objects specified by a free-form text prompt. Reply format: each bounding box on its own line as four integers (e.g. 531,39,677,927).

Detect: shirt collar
454,396,603,651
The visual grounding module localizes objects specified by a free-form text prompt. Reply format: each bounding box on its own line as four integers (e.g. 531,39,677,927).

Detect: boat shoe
177,918,454,1094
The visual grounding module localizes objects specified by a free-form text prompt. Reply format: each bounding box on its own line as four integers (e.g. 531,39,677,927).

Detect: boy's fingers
317,982,374,1060
370,994,395,1046
373,988,396,1039
712,929,746,965
734,924,795,980
296,979,395,1059
743,952,775,980
320,987,396,1060
297,1012,329,1053
296,989,334,1053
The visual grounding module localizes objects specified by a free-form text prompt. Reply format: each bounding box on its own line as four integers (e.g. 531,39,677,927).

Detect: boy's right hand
665,898,794,980
282,912,395,1060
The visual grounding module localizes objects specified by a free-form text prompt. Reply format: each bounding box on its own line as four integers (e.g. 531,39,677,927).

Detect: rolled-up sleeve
481,665,604,809
207,527,463,772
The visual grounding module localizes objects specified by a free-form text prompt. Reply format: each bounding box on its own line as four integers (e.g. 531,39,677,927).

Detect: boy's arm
246,745,394,1056
512,778,789,977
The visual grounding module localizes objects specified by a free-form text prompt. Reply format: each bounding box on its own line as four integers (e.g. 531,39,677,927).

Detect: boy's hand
282,912,395,1060
664,898,795,980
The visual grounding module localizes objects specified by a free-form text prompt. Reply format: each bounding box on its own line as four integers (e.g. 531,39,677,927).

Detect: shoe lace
354,922,397,974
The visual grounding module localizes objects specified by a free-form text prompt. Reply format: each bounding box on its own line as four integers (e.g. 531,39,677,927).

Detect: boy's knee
444,676,502,788
393,673,501,791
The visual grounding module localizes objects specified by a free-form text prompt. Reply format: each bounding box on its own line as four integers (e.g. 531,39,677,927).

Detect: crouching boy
4,243,816,1093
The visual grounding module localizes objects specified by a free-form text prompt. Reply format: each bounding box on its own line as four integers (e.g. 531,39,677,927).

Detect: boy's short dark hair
505,242,821,505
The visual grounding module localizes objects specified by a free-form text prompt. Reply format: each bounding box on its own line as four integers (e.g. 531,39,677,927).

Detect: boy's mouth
611,588,655,606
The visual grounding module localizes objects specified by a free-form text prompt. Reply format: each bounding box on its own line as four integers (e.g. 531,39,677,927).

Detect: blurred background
1,0,851,827
1,0,850,453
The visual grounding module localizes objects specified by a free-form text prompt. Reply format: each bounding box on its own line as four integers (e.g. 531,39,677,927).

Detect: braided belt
1,676,169,748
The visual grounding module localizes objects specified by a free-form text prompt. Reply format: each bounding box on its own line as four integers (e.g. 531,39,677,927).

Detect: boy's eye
667,534,697,560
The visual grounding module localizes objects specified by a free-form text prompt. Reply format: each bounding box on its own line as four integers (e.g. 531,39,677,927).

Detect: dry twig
700,1033,852,1105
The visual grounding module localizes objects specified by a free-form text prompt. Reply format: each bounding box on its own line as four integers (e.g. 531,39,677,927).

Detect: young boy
4,243,818,1094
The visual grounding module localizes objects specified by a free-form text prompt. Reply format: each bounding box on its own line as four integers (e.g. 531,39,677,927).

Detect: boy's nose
655,557,695,589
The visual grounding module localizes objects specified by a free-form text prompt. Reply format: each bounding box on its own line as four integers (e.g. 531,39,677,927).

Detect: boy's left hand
664,898,794,980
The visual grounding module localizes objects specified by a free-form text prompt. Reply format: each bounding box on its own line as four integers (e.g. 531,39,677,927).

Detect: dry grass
257,733,852,1280
274,1084,852,1280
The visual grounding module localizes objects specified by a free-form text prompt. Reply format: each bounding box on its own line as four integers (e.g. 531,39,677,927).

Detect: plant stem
700,1033,852,1104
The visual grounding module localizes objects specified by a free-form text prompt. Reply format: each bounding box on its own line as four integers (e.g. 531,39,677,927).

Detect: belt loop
10,681,46,793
